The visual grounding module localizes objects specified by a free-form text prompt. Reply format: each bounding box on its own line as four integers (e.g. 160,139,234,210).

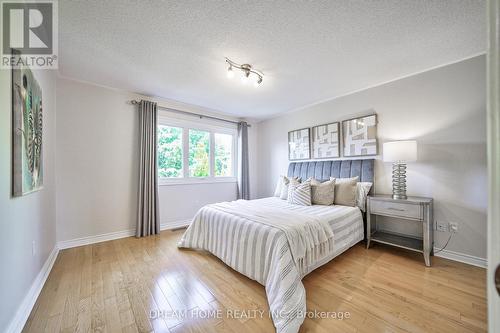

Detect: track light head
241,71,250,84
225,58,264,87
226,65,234,79
254,75,263,87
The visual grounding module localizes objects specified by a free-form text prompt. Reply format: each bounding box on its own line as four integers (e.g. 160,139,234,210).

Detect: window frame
157,114,238,186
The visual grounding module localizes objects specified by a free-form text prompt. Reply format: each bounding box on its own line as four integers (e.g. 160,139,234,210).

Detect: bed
178,159,374,333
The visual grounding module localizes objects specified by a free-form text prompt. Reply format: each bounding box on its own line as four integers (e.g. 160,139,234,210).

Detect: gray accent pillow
279,177,299,200
310,178,335,205
287,180,312,206
331,176,359,207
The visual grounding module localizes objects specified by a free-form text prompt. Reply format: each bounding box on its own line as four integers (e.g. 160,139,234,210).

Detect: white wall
0,69,57,331
257,55,487,259
56,77,258,242
158,182,237,223
56,79,138,241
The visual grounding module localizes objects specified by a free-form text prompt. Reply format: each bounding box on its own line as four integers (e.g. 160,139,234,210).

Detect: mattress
178,197,364,333
249,197,364,275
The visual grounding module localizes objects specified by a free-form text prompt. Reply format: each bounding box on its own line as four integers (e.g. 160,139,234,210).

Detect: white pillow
356,182,373,212
273,175,286,197
287,179,312,206
279,177,299,200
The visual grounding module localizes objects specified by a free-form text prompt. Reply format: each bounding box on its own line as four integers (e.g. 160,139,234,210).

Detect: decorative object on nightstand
383,140,417,200
366,195,433,266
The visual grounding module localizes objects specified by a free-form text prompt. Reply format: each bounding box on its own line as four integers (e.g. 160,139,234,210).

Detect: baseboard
57,229,135,250
160,219,191,231
5,245,59,333
57,219,192,250
434,247,487,268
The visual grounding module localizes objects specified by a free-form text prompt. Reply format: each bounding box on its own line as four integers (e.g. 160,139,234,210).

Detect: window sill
158,177,238,186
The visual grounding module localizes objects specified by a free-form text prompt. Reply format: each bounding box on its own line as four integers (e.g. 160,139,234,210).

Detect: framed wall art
311,122,340,159
288,128,310,160
12,66,44,196
342,114,378,157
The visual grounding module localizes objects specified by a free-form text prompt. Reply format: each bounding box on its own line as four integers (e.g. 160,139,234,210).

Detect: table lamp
383,140,417,200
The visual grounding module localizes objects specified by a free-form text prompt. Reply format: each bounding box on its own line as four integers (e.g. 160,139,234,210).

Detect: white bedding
177,197,364,333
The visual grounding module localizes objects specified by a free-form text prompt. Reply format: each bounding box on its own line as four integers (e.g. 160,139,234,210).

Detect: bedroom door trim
487,0,500,331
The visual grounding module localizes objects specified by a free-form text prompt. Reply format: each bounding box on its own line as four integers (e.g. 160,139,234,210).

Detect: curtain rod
130,100,250,127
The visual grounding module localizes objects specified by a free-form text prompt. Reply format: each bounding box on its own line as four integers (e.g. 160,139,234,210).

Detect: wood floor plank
75,296,91,333
61,248,83,331
45,314,63,333
23,230,487,333
90,259,106,332
104,297,122,333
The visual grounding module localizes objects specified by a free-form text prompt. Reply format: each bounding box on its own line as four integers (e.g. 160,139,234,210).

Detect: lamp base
392,162,407,200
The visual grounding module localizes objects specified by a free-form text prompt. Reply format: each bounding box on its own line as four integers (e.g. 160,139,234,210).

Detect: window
189,129,210,177
157,114,237,184
158,125,183,178
215,133,232,177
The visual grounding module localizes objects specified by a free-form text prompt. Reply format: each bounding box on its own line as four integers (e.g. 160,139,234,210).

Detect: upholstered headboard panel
287,159,375,183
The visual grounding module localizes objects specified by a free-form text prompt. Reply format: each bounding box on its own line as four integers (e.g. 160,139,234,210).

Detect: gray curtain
237,121,250,200
136,100,160,237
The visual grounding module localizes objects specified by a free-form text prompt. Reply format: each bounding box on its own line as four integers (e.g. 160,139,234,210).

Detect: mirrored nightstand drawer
370,200,422,220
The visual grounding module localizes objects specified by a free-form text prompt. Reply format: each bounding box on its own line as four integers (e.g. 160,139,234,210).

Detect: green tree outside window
189,129,210,177
158,125,233,179
157,126,183,178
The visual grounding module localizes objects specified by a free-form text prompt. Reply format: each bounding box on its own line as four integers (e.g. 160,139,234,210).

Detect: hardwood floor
23,229,487,333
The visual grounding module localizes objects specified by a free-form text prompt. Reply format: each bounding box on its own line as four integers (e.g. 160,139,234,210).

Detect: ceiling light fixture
225,57,264,87
241,73,249,84
226,64,234,78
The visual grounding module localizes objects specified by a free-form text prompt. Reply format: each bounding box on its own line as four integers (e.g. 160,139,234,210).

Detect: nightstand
366,195,434,266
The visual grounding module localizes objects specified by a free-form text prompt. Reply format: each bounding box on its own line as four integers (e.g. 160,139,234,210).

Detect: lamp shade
383,140,417,162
